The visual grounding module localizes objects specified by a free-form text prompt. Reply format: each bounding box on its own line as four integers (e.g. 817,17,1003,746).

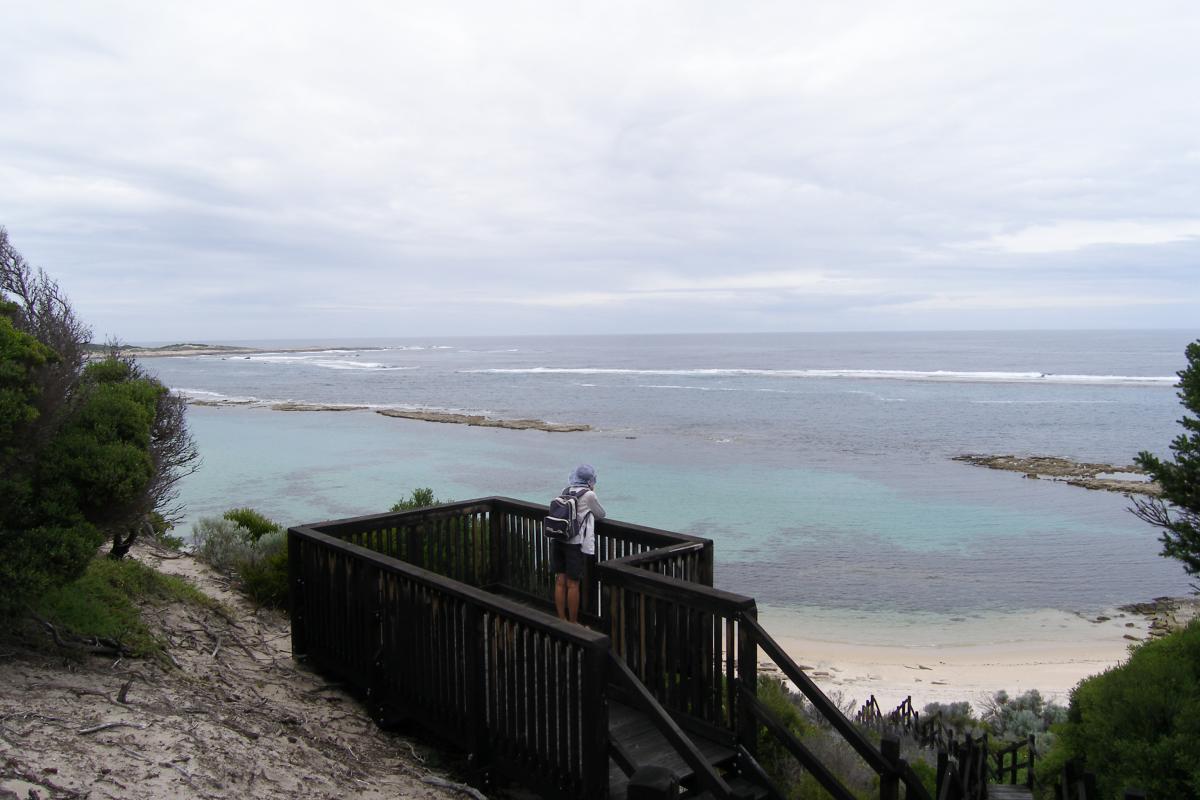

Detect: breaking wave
462,367,1175,386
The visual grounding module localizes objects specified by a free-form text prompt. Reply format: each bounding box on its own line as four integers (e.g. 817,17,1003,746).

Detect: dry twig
78,720,148,735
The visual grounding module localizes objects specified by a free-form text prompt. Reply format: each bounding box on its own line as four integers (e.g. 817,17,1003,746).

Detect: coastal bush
33,556,213,658
239,529,289,607
921,700,978,733
981,689,1067,740
1131,339,1200,581
1039,622,1200,800
390,487,444,512
222,507,281,542
755,676,811,790
0,228,199,617
193,517,256,573
193,510,289,608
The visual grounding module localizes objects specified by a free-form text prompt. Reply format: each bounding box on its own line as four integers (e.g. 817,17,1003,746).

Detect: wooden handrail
290,523,608,644
492,496,714,549
740,614,934,800
739,614,891,774
607,651,741,800
596,559,756,614
740,687,858,800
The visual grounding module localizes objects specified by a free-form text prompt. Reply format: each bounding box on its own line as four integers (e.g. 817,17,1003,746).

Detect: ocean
143,330,1196,649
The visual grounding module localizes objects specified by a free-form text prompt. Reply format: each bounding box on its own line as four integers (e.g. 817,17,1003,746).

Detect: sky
2,1,1198,341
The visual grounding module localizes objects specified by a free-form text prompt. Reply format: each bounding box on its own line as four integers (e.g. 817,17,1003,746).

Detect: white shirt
570,488,606,555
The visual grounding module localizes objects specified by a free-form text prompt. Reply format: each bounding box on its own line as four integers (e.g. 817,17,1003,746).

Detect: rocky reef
954,454,1160,496
375,408,590,433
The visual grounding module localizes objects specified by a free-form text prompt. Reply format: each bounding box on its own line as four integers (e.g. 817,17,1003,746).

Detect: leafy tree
1039,622,1200,800
1131,340,1200,583
0,227,199,616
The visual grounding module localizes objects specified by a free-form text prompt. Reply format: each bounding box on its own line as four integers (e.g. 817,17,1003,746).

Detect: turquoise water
151,330,1197,643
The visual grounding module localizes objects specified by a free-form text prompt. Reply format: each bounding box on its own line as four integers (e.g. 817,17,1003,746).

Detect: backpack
544,486,589,542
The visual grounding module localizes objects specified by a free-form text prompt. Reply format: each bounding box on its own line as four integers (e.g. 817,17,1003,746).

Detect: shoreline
760,600,1197,711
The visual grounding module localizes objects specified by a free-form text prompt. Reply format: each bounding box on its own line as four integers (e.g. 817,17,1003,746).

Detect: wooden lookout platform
287,498,947,799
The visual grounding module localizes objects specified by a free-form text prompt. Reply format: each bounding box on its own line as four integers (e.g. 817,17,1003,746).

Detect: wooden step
687,774,769,800
608,700,740,798
989,785,1034,800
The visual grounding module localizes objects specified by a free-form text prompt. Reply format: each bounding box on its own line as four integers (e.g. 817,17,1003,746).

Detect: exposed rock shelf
953,454,1160,496
183,397,590,432
375,408,590,433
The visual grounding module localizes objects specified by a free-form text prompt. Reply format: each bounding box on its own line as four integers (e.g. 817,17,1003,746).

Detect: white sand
760,606,1146,711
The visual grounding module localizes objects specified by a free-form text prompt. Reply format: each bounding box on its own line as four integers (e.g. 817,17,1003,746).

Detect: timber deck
287,496,992,800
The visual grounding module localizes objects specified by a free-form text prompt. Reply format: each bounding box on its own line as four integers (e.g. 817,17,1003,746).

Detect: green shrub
193,517,256,573
192,509,289,609
239,529,289,607
755,676,810,794
1039,622,1200,800
390,487,443,512
982,689,1067,740
34,557,212,657
922,700,977,731
222,507,282,542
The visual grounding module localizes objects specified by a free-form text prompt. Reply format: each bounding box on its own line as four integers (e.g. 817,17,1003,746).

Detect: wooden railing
598,555,756,741
288,511,610,799
935,733,989,800
993,735,1036,788
740,614,934,800
487,498,713,617
289,497,956,800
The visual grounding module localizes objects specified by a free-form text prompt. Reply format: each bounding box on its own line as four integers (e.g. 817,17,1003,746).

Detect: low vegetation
390,486,446,512
30,556,215,658
1038,621,1200,800
192,508,289,607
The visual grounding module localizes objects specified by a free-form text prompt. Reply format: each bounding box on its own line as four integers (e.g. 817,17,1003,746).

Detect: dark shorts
550,541,589,581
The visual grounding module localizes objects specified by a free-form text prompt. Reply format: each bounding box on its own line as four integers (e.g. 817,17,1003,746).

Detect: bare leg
566,578,581,623
555,573,568,620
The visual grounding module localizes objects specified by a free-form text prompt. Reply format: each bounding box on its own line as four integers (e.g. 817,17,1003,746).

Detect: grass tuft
34,556,215,657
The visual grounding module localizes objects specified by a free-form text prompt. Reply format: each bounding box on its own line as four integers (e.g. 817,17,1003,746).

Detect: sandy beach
761,606,1161,711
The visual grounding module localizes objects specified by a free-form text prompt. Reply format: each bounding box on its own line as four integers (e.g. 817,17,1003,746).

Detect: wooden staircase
609,701,766,799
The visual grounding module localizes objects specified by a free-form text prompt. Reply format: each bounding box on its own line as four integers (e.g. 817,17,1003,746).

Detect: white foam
970,399,1118,405
236,354,415,371
463,367,1175,386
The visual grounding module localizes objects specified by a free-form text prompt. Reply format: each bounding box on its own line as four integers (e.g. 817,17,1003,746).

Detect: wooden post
580,642,609,800
936,750,949,800
737,610,759,754
1027,734,1037,788
1059,760,1075,800
463,603,489,788
488,503,503,586
880,735,901,800
287,529,306,657
580,554,593,619
701,541,715,587
1082,771,1097,800
366,563,387,723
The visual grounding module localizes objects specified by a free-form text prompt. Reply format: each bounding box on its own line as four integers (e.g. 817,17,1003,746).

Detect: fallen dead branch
78,720,148,735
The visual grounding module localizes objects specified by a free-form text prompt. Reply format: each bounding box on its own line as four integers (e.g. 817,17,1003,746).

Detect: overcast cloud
2,1,1198,340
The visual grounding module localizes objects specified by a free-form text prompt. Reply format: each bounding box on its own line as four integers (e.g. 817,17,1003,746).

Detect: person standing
551,463,605,623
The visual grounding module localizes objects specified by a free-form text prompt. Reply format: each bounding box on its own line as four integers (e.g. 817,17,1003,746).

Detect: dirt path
0,548,480,800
